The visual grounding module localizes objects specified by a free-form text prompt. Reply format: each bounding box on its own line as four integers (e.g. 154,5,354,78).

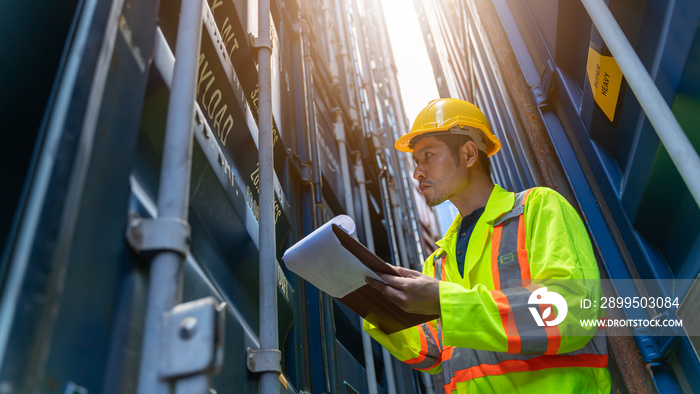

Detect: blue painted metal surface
0,0,430,392
495,0,700,391
415,0,700,391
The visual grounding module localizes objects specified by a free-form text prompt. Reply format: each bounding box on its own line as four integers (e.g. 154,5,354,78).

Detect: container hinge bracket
299,161,312,184
246,348,282,374
249,33,273,53
126,212,191,256
159,297,226,379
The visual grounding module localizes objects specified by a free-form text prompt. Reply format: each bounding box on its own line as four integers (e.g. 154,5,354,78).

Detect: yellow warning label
586,47,623,122
279,372,288,389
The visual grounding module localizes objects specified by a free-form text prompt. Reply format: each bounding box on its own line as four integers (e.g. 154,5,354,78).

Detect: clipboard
283,216,438,334
332,224,439,334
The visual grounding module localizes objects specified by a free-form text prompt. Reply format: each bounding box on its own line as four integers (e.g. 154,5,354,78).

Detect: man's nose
413,165,425,181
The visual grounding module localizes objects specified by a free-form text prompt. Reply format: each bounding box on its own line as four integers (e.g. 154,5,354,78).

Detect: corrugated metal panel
0,0,438,393
416,0,700,392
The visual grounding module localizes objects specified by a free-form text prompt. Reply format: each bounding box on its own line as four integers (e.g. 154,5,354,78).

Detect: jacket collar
435,184,515,256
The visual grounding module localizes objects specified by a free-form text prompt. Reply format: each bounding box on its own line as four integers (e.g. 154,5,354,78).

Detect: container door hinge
246,348,282,374
159,297,226,379
126,211,191,256
249,33,273,58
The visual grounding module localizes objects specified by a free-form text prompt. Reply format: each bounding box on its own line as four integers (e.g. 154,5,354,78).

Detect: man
363,98,610,393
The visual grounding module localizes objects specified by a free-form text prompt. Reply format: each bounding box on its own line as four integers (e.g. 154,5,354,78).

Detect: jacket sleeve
439,187,603,355
362,251,444,374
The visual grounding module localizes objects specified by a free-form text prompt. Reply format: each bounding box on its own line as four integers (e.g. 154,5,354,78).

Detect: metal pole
378,167,400,269
302,26,325,224
383,77,426,267
137,0,203,392
302,22,339,394
355,153,398,394
334,113,379,394
323,0,340,89
354,153,375,262
388,178,410,269
257,0,280,392
341,0,372,137
334,110,355,220
581,0,700,208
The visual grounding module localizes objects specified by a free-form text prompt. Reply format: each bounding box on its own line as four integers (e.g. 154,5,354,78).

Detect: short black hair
411,132,491,177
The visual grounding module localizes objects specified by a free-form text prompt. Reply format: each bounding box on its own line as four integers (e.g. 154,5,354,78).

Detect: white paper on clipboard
282,215,385,298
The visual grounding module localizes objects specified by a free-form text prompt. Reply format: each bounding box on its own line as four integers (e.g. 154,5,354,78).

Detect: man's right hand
365,266,441,316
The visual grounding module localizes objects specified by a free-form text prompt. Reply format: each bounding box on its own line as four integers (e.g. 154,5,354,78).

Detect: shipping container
0,0,437,392
2,0,699,393
415,0,700,392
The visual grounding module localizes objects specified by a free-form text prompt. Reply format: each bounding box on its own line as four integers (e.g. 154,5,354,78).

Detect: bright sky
379,0,458,234
379,0,439,125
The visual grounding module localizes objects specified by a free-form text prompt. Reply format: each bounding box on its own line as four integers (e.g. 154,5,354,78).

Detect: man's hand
365,266,441,316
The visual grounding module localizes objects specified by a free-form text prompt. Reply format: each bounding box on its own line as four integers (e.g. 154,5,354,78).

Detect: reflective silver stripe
447,347,472,372
421,323,441,359
406,324,442,370
502,287,549,354
433,252,444,280
450,329,608,374
442,348,454,388
410,358,438,370
567,329,608,357
409,355,439,370
496,217,522,288
493,190,530,289
493,190,528,226
433,253,452,385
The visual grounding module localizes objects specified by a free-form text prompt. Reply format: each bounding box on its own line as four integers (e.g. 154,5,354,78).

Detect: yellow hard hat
395,98,501,156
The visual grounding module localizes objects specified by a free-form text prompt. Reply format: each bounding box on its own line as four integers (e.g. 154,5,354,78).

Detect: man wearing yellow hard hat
364,98,611,393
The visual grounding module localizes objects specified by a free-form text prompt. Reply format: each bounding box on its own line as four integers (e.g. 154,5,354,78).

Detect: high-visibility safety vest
364,185,611,393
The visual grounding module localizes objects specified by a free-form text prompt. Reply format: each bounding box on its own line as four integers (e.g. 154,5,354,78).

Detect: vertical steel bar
334,111,355,220
333,110,380,394
378,170,400,268
381,75,426,266
257,0,280,393
302,22,339,393
302,28,325,224
136,0,203,392
355,153,403,394
388,178,410,269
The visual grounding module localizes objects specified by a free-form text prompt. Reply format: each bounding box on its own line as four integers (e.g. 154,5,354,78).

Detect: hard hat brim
395,126,501,157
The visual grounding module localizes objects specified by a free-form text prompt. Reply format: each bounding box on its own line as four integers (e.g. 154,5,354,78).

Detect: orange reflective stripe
425,323,442,353
490,290,521,354
403,327,429,365
433,253,446,280
444,354,608,390
493,188,533,290
442,345,454,361
517,188,533,286
538,302,562,355
491,225,503,289
441,256,447,280
524,283,562,355
519,188,534,207
404,324,441,370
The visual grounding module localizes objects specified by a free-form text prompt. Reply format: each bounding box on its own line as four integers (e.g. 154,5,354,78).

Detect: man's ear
461,140,479,168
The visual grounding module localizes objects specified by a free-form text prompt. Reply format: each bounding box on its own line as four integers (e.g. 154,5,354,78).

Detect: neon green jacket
364,185,611,393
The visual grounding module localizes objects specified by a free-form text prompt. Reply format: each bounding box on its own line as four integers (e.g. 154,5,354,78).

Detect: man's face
412,136,469,206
